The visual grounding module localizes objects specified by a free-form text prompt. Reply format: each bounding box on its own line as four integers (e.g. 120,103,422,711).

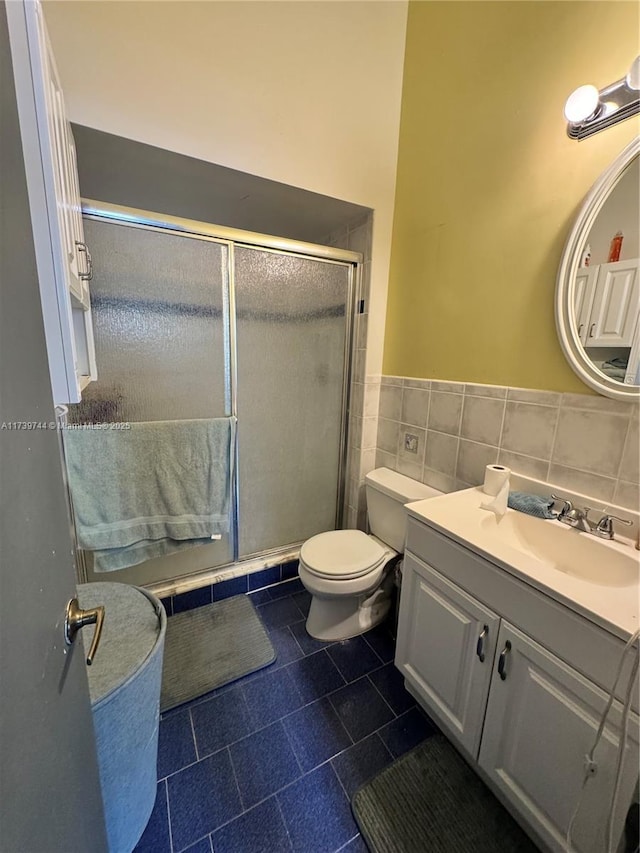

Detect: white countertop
406,487,640,642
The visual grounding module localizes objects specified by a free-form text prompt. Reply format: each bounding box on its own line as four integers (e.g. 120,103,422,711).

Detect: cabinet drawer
405,516,638,710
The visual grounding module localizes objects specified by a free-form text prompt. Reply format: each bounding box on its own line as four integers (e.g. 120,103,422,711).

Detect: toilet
299,468,442,641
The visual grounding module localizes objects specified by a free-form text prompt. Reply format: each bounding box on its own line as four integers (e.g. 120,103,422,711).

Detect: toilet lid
300,530,386,580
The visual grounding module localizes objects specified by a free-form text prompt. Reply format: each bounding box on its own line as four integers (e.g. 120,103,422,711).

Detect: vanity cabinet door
573,267,598,344
587,259,639,347
395,553,499,759
479,621,639,853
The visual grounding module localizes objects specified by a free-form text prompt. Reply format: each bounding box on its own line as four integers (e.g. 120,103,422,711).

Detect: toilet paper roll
483,464,511,497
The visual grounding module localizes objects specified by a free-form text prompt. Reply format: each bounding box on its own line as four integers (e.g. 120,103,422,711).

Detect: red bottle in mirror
608,231,623,263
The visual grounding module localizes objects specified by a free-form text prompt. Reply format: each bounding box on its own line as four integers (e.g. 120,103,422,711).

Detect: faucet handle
551,494,573,517
595,513,633,538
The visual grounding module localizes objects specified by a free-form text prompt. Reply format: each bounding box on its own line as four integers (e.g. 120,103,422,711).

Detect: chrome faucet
553,498,594,532
552,495,633,540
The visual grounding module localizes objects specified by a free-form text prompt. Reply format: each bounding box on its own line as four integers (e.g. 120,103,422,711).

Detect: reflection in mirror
556,138,640,400
573,155,639,385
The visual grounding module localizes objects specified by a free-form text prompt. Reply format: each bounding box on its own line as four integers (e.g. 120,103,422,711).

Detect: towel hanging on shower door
63,417,236,571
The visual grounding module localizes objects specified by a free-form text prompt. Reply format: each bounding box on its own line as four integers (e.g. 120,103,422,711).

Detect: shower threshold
147,544,303,600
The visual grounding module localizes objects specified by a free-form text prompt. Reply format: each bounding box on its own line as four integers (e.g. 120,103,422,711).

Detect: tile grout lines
164,778,175,853
168,703,423,853
152,593,408,853
158,654,399,784
335,834,362,853
188,707,200,761
226,744,246,815
274,795,294,853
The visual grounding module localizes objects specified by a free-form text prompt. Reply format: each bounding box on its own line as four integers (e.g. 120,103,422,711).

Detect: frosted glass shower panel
77,218,230,422
235,247,351,557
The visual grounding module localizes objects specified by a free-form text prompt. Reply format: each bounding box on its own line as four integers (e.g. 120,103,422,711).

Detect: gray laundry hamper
78,582,167,853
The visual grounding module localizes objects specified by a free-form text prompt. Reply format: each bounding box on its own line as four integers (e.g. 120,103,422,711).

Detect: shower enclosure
70,201,359,589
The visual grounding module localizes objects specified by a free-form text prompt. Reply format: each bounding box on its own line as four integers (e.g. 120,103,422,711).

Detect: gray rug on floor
160,595,275,712
352,734,539,853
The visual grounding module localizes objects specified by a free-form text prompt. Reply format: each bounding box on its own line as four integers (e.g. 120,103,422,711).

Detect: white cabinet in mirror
556,138,640,400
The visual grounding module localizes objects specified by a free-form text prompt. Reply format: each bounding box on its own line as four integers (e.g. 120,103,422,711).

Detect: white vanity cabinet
574,259,639,348
7,0,96,405
398,554,499,757
396,517,639,853
479,622,639,853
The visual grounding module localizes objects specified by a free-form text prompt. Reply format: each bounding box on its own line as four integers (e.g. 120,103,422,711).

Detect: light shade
564,84,600,123
565,58,640,140
626,56,640,91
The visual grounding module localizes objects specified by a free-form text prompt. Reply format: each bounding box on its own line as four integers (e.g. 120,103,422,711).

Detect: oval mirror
556,138,640,400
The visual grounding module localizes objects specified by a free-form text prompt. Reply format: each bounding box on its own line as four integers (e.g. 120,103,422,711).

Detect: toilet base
305,587,392,642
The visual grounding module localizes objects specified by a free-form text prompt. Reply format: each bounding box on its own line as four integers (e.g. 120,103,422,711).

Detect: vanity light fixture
565,56,640,140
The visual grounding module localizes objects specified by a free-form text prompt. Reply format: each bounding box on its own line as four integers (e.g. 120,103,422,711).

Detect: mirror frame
555,137,640,400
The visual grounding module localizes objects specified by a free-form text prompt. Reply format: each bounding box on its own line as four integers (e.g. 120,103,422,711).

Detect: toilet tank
365,468,442,552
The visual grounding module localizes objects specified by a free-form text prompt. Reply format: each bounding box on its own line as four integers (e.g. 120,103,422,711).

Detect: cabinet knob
588,323,596,338
497,640,512,681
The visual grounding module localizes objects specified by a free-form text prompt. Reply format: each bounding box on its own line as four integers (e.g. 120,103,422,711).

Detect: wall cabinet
396,522,639,853
574,259,640,348
7,0,96,404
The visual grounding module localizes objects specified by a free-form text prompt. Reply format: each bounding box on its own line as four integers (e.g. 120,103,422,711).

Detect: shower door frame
76,199,362,583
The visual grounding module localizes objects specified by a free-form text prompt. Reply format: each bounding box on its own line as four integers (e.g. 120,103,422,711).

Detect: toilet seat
300,530,386,580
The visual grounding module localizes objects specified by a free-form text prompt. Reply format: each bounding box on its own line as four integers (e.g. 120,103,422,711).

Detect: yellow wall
384,1,639,392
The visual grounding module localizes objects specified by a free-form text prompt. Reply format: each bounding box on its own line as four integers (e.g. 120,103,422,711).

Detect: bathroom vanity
396,485,639,853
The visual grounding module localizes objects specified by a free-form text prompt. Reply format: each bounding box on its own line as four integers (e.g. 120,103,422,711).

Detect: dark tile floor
135,582,436,853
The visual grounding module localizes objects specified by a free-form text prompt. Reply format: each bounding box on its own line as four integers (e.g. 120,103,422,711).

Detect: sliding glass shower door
78,218,230,423
70,205,356,586
234,247,352,558
74,217,234,585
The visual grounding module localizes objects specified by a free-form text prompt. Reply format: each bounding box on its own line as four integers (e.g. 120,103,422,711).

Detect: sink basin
406,483,639,640
480,511,639,588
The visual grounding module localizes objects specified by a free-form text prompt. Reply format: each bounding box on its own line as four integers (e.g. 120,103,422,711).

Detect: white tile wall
372,376,640,512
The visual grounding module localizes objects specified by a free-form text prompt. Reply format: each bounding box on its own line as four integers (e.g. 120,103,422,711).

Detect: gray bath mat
352,734,539,852
160,595,275,712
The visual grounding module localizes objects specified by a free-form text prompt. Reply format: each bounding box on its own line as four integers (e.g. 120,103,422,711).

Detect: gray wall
73,124,369,243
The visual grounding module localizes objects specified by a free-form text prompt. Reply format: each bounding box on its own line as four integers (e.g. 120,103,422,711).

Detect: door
234,246,353,558
395,554,500,758
587,260,640,347
73,215,234,587
479,622,639,853
0,4,108,850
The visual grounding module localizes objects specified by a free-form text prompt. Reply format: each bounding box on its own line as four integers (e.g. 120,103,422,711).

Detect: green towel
64,418,235,571
507,491,558,520
600,365,626,381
